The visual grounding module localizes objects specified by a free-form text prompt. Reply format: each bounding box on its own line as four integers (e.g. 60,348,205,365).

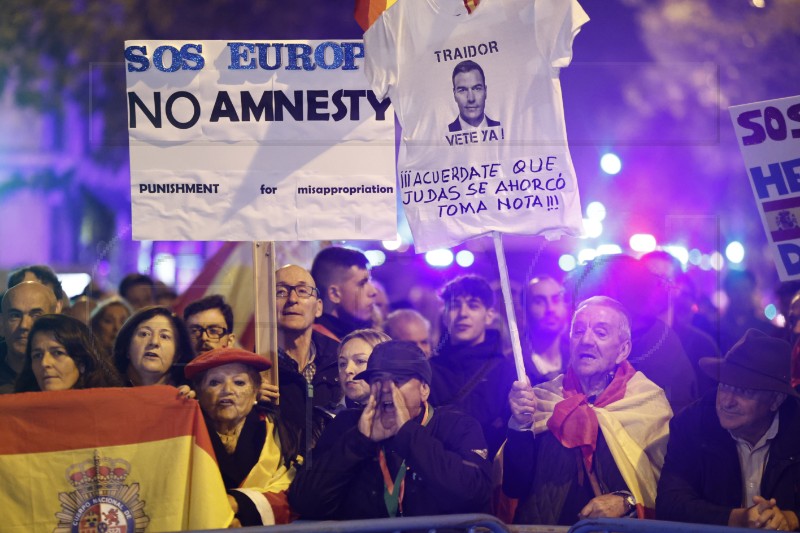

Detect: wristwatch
612,490,637,517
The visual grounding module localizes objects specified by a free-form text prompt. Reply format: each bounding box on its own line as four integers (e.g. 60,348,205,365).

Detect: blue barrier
187,515,765,533
187,513,511,533
568,517,755,533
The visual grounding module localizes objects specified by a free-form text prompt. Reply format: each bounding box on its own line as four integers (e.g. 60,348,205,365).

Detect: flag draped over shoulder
0,386,233,532
530,371,672,514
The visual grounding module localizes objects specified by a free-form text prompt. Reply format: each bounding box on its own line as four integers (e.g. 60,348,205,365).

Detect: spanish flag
172,242,258,351
354,0,480,31
0,386,233,532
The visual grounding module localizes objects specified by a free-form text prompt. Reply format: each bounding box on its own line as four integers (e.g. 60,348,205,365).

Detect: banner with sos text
730,95,800,281
125,40,396,241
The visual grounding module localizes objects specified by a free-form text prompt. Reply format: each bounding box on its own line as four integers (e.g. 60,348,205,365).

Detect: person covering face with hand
288,341,492,520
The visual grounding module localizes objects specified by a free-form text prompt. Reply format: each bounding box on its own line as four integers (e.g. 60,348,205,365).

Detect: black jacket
314,312,371,342
656,392,800,525
277,331,342,458
287,405,492,520
430,330,515,459
503,428,629,525
628,318,697,415
0,340,17,395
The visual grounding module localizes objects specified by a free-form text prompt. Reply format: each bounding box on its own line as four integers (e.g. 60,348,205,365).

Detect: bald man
276,265,343,454
1,281,61,393
384,309,433,358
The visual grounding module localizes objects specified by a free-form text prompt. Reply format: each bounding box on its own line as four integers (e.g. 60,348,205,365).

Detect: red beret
184,347,271,380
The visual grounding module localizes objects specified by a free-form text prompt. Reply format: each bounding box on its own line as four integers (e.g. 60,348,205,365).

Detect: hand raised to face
358,380,412,442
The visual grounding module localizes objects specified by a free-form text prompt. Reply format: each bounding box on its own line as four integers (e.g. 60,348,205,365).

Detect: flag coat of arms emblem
0,386,233,532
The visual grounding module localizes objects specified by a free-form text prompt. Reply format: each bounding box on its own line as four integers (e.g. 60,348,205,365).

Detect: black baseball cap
355,341,432,385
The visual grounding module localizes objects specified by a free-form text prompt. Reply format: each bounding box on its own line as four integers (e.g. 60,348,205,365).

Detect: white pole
492,231,526,382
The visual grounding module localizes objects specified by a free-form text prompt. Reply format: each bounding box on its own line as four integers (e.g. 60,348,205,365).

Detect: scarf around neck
546,360,636,472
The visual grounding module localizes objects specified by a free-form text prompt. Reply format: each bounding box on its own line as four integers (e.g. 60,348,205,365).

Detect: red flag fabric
546,360,636,472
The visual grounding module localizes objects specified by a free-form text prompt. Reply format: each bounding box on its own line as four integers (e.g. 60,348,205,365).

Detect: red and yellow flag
355,0,480,31
0,386,233,532
354,0,399,32
172,242,258,351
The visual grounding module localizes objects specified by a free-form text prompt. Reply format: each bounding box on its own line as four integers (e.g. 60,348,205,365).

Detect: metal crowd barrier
567,517,756,533
187,515,762,533
188,513,511,533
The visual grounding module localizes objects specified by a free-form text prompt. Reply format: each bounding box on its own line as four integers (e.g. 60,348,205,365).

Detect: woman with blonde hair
337,328,391,408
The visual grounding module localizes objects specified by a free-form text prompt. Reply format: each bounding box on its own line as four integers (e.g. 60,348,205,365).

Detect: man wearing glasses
276,264,344,453
184,295,236,355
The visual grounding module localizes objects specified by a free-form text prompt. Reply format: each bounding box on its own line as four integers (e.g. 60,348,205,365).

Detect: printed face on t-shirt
453,69,487,127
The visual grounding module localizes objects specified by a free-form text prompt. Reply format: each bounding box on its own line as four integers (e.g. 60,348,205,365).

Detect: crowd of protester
0,248,798,530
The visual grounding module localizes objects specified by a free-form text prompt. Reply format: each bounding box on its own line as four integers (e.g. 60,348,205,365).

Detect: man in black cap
287,340,491,519
656,329,800,531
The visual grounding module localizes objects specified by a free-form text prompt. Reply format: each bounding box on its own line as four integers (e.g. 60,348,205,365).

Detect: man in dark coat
275,265,343,457
287,341,491,520
504,296,671,525
430,275,515,460
1,281,61,393
656,329,800,531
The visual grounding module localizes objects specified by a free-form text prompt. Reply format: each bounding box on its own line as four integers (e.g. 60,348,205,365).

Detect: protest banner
729,94,800,281
0,387,233,532
125,40,396,242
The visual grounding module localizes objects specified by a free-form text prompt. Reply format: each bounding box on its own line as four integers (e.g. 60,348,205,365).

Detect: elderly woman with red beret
185,347,297,527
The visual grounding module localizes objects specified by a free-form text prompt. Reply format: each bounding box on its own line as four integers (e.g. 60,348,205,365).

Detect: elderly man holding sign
503,296,672,525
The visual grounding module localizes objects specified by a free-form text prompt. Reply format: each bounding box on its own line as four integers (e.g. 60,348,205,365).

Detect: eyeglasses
276,284,319,299
188,325,229,340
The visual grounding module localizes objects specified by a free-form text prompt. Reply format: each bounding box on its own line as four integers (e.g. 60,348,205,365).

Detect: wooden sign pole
252,241,279,401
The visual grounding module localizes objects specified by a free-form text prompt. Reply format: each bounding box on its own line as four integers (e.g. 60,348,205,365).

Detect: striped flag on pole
172,242,257,351
0,386,233,532
172,242,324,352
